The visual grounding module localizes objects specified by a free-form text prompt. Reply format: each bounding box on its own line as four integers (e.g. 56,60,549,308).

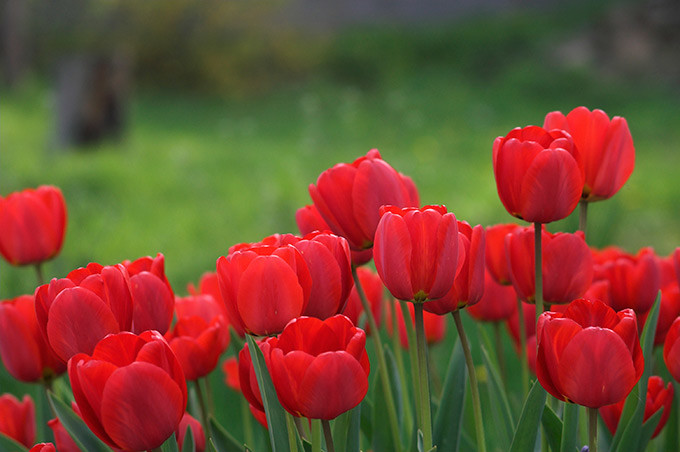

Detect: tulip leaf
480,343,515,445
637,407,664,451
182,425,196,452
612,291,661,452
432,338,466,452
663,388,679,452
0,433,29,452
509,379,546,452
245,334,292,452
558,402,579,452
540,402,562,452
333,405,361,452
47,390,112,452
161,433,180,452
207,439,218,452
210,414,248,452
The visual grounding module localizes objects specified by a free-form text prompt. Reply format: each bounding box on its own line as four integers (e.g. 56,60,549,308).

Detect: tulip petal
130,272,174,334
536,317,581,401
374,213,414,301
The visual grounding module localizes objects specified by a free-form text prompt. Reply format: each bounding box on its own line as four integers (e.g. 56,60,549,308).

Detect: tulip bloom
165,294,230,380
29,444,55,452
544,106,635,202
0,185,67,266
536,298,643,408
176,413,206,452
68,330,187,451
386,300,446,349
506,226,593,304
663,317,680,383
238,339,272,428
266,315,370,420
48,417,81,452
600,376,673,439
217,242,312,336
424,221,486,314
123,253,175,335
341,266,385,333
493,126,583,223
0,394,35,447
374,205,460,303
188,272,242,337
35,262,134,362
485,223,521,285
467,271,517,322
0,294,65,382
506,301,536,349
309,149,419,258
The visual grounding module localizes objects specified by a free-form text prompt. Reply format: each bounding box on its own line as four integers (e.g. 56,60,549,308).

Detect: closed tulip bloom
386,300,446,349
467,271,518,322
0,295,65,382
176,413,206,452
600,376,673,439
544,106,634,202
266,315,370,420
0,394,35,447
425,221,486,314
165,294,229,380
35,262,134,362
536,298,643,408
0,185,67,266
506,226,593,305
237,340,270,428
663,317,680,383
485,223,521,285
374,205,460,303
122,253,175,335
342,266,384,334
29,444,55,452
493,126,583,223
68,330,187,451
593,247,660,315
309,149,419,256
48,417,81,452
188,272,242,337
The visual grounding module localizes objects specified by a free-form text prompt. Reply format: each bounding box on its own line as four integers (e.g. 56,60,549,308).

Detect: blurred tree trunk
2,0,29,86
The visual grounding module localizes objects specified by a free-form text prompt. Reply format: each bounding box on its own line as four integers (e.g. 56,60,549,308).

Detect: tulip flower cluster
1,106,679,452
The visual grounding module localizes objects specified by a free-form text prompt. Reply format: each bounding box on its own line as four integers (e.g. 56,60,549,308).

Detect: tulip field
2,6,680,452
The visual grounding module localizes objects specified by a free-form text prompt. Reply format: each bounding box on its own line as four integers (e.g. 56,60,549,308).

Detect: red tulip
536,298,643,408
29,445,55,452
68,330,187,451
467,271,517,322
424,221,486,314
222,357,241,392
663,317,680,383
308,149,419,259
0,294,65,382
188,272,242,337
544,106,634,202
493,126,583,223
35,262,134,362
122,253,175,335
48,417,81,452
165,294,229,380
374,205,460,303
600,376,673,439
506,226,593,305
217,242,312,336
341,266,384,334
0,394,35,447
0,185,66,266
266,315,370,420
593,247,660,315
506,301,536,349
485,223,521,285
238,339,271,428
386,301,446,349
176,413,206,452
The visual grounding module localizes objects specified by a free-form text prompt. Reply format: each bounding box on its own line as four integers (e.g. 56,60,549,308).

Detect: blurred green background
1,0,680,447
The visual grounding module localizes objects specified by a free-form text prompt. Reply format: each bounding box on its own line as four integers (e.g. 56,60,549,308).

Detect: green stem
493,321,506,392
534,222,544,325
194,380,212,437
286,413,300,452
311,418,321,452
579,200,588,238
352,266,402,452
588,407,598,452
240,396,255,447
414,303,433,450
517,298,529,397
452,310,487,452
294,416,311,442
35,263,45,286
400,301,421,427
203,377,215,418
322,419,336,452
391,302,414,430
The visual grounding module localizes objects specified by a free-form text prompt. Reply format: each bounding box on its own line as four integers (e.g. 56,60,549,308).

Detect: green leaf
432,339,466,452
559,402,579,452
47,391,112,452
0,433,29,452
161,433,180,452
210,415,246,452
663,386,679,452
612,291,661,452
207,439,219,452
509,379,547,452
638,407,664,451
541,403,562,452
245,334,292,452
480,343,515,445
333,405,361,452
182,424,196,452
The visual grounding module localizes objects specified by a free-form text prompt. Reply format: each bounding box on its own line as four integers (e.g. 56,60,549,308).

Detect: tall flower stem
400,301,421,426
351,266,402,452
579,201,588,237
516,298,529,396
240,397,255,447
452,310,487,452
391,301,415,430
194,380,212,437
414,303,433,450
311,419,321,452
322,419,336,452
286,414,300,452
588,407,598,452
34,263,45,286
534,223,544,323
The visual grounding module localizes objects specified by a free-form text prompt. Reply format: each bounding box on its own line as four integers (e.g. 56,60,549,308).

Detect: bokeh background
1,0,680,446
